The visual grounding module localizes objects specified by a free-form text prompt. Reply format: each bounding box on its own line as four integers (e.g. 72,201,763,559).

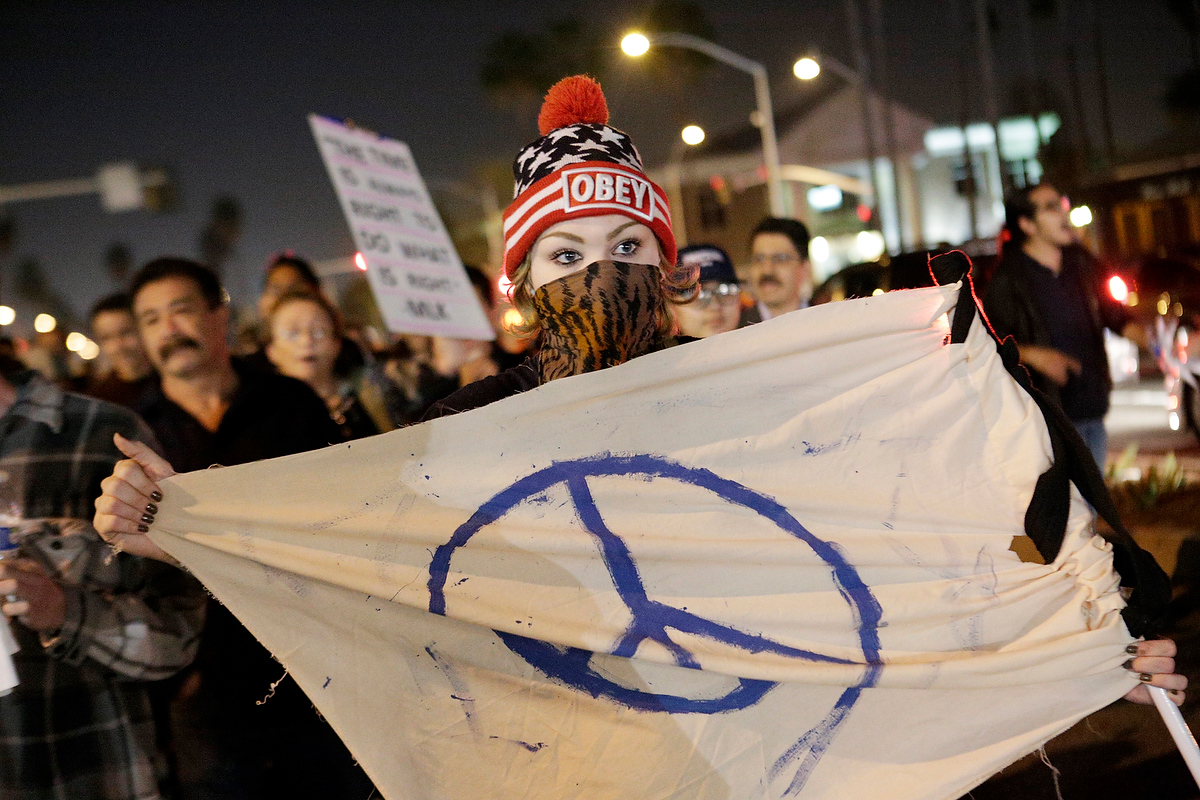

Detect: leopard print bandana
532,261,662,383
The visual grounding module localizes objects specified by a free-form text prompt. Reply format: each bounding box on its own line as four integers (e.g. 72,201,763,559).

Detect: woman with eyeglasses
265,289,380,441
672,244,745,338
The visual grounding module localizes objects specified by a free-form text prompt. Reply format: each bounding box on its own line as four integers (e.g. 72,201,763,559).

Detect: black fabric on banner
930,251,1169,638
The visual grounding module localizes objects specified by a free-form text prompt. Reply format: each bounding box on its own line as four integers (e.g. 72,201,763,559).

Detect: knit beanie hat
501,75,677,279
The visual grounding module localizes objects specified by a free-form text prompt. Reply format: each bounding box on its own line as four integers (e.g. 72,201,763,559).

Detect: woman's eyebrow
606,220,640,239
542,231,585,243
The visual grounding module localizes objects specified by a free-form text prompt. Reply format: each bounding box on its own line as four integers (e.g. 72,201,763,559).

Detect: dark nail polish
1140,673,1154,683
137,524,149,533
1122,659,1135,670
150,491,163,503
140,513,154,524
145,503,158,515
1126,644,1140,655
1172,689,1182,696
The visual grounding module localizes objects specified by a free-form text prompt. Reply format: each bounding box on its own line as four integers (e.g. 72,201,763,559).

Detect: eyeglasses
278,327,333,343
750,252,800,266
695,283,741,306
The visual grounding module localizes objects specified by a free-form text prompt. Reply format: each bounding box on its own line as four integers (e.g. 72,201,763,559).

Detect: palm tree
480,19,605,129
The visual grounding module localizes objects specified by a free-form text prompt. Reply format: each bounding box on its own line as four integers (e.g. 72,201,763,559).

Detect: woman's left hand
1123,638,1187,706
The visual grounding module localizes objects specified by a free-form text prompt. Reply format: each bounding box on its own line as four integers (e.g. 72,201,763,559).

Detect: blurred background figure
983,183,1146,469
741,218,814,326
257,251,321,324
0,350,205,800
416,266,532,407
85,293,153,408
246,250,407,432
265,290,379,441
21,327,72,387
672,245,744,339
472,265,536,374
236,252,326,358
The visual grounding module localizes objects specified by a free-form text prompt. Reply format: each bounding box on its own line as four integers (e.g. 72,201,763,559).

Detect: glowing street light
810,236,830,262
79,339,100,361
0,307,14,326
34,313,56,334
620,32,650,57
1069,205,1093,227
65,332,89,352
793,57,820,81
1107,275,1129,304
621,30,789,216
792,52,881,231
681,125,705,146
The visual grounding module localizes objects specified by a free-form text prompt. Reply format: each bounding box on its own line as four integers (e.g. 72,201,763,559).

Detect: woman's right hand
93,433,177,563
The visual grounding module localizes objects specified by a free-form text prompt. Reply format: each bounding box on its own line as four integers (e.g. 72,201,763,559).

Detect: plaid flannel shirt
0,371,206,800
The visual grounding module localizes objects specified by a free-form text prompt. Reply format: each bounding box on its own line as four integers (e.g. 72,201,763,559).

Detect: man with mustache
739,217,815,326
128,258,372,799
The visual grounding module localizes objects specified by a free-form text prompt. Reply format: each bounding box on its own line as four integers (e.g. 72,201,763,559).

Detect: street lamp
793,57,820,81
663,124,708,249
794,52,861,85
791,52,880,228
620,33,650,57
621,31,790,217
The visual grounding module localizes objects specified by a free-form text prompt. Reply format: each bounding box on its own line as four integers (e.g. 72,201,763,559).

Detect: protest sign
309,114,494,340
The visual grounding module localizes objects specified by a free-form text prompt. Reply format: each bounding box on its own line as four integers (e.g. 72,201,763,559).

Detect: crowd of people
0,74,1184,800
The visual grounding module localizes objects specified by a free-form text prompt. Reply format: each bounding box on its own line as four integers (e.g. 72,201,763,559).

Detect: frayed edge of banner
257,669,289,705
1038,746,1064,800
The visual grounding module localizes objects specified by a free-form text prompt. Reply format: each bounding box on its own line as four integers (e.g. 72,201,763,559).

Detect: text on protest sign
308,115,494,340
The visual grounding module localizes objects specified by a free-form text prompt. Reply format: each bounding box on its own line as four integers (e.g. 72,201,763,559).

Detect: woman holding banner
93,75,1183,718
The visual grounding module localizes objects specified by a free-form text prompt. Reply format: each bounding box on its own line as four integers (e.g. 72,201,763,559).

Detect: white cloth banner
0,620,17,697
152,283,1141,800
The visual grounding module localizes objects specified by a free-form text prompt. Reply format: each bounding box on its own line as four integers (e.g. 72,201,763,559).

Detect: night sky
2,1,1194,327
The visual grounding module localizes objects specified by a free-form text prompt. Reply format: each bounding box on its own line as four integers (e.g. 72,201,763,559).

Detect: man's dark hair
130,257,225,309
464,265,493,307
751,217,811,261
266,252,321,290
89,293,133,325
1002,184,1043,257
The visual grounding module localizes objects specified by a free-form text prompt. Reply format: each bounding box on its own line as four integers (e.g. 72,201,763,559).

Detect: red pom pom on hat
537,75,609,136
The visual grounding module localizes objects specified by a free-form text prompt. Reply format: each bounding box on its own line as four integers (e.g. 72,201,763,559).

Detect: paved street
1108,380,1200,469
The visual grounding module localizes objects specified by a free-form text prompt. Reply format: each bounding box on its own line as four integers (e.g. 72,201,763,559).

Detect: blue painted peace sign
427,454,883,793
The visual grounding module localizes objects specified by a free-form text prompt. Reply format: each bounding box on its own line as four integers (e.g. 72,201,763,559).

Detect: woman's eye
613,238,641,257
551,249,582,265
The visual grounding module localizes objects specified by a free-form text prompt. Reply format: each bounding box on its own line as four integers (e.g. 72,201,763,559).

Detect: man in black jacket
983,185,1144,468
126,258,372,800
